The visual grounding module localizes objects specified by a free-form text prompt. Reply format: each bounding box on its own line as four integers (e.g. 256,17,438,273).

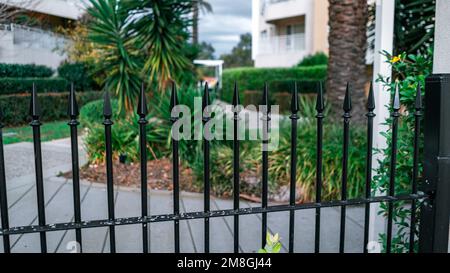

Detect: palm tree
327,0,368,117
192,0,213,45
87,0,193,112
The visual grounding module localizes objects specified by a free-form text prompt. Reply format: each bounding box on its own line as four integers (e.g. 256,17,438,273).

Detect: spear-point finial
170,81,178,110
202,82,210,109
232,81,240,107
316,81,325,112
103,90,112,118
137,82,148,116
68,83,79,118
343,82,352,112
291,82,299,114
262,82,271,113
29,83,40,118
415,83,422,110
393,82,401,111
367,82,375,111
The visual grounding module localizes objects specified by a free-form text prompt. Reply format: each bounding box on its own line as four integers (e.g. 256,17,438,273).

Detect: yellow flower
390,55,402,63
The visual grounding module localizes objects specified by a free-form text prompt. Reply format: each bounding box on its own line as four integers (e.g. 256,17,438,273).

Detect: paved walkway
0,138,369,253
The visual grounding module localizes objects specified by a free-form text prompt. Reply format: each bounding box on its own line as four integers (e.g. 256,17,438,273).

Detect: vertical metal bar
0,105,10,253
386,83,400,254
137,83,149,253
170,82,180,253
202,83,210,253
363,83,375,253
261,83,270,247
339,83,352,253
30,84,47,253
68,83,82,252
103,91,116,253
419,74,450,253
315,82,325,253
289,82,299,253
409,84,422,253
232,82,240,253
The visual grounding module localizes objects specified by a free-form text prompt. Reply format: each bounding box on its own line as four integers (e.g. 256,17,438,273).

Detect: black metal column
419,74,450,253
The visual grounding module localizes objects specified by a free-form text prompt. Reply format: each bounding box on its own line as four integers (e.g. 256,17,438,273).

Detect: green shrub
82,85,205,164
80,99,123,126
58,62,94,91
220,65,327,103
270,119,366,202
297,52,329,67
0,63,53,78
83,113,169,164
374,49,432,253
0,77,69,95
0,91,102,126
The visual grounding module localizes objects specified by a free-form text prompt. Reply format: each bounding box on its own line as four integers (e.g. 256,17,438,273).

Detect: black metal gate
0,75,449,253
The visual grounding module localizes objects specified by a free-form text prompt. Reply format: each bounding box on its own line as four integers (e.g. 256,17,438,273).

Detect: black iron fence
0,75,449,253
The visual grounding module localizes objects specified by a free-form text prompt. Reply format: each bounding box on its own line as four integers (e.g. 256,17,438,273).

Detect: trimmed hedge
0,78,69,95
58,62,94,91
220,65,327,103
0,63,53,78
0,91,102,126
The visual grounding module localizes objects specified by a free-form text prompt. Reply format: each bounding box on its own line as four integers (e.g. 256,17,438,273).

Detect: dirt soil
63,158,198,192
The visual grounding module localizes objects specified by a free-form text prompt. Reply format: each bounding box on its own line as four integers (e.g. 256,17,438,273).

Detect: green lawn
2,121,75,145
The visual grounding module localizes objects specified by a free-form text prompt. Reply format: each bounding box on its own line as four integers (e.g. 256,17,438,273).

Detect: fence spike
393,83,401,111
170,81,178,110
137,83,148,116
262,82,271,113
343,82,352,112
203,82,210,109
367,82,375,111
415,83,423,110
68,83,79,118
232,81,240,107
291,82,299,114
103,91,112,118
29,83,40,118
316,82,325,112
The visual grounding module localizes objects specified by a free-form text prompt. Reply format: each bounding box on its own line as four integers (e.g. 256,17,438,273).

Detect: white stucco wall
0,29,67,69
433,0,450,74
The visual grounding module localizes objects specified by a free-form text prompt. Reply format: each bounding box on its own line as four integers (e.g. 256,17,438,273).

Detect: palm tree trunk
327,0,368,120
192,2,199,45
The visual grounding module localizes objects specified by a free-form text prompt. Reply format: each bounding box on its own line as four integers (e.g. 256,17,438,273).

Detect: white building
0,0,86,69
252,0,329,68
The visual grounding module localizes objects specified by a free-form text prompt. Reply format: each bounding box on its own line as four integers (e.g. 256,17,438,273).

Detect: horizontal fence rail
0,78,446,253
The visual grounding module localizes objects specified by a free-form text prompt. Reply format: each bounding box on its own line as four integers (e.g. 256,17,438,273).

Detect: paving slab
180,194,234,253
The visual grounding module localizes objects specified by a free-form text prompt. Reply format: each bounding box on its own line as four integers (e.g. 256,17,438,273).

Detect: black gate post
419,74,450,253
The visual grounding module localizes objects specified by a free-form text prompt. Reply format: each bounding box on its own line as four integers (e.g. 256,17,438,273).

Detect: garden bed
63,157,296,203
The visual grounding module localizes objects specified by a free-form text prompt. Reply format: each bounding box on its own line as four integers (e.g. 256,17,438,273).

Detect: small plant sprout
258,233,282,253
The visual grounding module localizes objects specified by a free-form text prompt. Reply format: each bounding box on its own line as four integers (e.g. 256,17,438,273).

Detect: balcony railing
259,33,305,55
0,23,67,50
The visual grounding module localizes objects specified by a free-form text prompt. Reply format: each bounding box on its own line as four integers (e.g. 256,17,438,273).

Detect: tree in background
220,33,253,69
326,0,368,117
197,42,216,60
192,0,213,45
87,0,193,112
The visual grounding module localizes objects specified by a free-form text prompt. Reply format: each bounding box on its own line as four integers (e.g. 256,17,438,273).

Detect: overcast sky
198,0,252,57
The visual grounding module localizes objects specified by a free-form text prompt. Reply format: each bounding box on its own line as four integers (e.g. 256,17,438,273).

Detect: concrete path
0,138,368,253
